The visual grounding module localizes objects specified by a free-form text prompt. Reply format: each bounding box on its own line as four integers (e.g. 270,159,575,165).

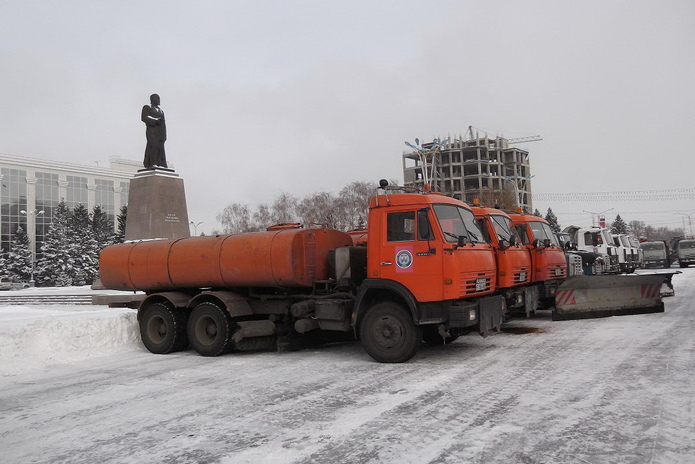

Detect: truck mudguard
352,279,421,328
188,291,254,319
139,291,193,316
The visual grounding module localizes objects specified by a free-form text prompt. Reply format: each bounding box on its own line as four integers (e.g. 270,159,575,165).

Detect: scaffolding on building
403,128,537,212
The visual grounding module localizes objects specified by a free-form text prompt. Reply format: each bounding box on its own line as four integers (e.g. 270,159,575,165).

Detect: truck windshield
680,241,695,249
529,221,560,246
433,204,485,243
490,214,517,243
620,236,631,247
641,242,664,251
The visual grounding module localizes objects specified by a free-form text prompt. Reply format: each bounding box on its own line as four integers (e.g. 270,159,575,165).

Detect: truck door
378,208,443,302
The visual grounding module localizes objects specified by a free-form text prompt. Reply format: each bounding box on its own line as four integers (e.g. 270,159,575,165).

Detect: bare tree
338,181,376,230
253,204,273,230
297,192,339,229
216,203,255,234
271,192,299,224
479,188,517,212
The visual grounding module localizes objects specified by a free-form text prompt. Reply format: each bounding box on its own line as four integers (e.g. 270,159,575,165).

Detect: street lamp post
583,208,613,227
20,209,44,287
502,175,535,210
675,211,695,238
189,221,203,236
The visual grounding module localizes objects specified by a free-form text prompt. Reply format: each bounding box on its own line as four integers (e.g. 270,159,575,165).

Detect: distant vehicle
677,239,695,268
612,233,640,273
0,277,30,291
562,225,619,274
641,241,672,268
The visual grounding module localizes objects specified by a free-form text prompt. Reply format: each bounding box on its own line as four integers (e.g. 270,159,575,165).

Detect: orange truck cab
508,213,567,305
472,206,537,316
355,192,506,356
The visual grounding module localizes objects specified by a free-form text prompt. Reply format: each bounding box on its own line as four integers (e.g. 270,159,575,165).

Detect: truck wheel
188,302,236,357
140,302,188,354
360,302,422,363
422,326,459,346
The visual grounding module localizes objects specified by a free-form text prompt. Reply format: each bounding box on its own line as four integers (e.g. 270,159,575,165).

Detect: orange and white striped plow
552,274,669,321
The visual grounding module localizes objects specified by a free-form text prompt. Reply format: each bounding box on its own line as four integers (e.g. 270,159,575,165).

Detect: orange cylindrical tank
99,228,352,292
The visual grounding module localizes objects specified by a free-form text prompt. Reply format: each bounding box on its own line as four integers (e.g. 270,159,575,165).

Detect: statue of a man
141,93,167,169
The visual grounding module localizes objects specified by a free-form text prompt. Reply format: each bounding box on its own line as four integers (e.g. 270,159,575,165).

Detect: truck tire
187,302,236,357
140,302,188,354
360,302,422,363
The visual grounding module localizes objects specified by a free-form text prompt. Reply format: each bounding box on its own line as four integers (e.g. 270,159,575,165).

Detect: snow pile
0,304,142,376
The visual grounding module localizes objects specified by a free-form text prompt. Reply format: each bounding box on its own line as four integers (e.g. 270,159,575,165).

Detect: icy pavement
0,272,694,463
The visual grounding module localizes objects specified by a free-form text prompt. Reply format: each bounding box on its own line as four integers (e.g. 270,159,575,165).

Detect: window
490,214,516,243
476,218,491,243
387,212,415,242
35,172,59,250
95,179,115,225
119,181,129,207
66,176,88,210
0,168,27,252
433,204,484,244
417,210,434,241
527,221,559,246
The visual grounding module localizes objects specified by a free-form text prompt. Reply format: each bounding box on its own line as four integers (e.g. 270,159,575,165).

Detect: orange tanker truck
99,185,506,363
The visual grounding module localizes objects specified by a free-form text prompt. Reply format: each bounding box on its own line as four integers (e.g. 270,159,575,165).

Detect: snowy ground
1,272,694,463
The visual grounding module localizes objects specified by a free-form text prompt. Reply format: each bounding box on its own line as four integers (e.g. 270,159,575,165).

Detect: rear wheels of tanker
360,302,422,363
188,302,236,357
140,302,189,354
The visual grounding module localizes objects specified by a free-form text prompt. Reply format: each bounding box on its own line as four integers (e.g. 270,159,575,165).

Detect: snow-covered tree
533,208,543,218
115,204,127,243
545,208,561,233
5,226,33,282
92,204,115,249
35,200,73,286
611,214,628,234
70,203,99,285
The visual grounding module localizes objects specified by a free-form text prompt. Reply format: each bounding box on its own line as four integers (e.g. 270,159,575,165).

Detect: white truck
677,239,695,268
563,226,620,274
641,241,671,268
612,233,641,273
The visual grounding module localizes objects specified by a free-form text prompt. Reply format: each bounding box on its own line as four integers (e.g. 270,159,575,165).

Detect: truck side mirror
509,235,517,247
532,238,541,248
457,235,469,247
498,238,509,250
543,238,551,248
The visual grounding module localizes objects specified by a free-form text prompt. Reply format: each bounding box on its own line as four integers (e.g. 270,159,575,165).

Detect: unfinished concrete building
402,133,534,212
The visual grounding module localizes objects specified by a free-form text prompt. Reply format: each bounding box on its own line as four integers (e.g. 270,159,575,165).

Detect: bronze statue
141,93,167,169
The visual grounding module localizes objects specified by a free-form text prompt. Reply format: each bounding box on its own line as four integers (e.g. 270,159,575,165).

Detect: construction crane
507,135,543,144
465,126,542,144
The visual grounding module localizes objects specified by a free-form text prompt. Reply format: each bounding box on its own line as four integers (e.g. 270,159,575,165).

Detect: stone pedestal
125,168,190,240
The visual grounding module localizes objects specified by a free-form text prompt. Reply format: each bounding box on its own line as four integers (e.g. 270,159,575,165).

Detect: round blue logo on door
396,250,413,269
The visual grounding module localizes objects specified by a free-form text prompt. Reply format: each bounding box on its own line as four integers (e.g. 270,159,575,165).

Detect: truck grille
513,267,529,284
461,270,494,295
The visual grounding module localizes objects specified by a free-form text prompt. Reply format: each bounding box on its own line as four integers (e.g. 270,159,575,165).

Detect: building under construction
402,130,535,212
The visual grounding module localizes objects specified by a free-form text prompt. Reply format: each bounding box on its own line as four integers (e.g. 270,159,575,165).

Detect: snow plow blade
552,274,668,321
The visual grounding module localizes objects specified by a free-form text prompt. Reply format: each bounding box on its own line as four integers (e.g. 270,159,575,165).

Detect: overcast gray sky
1,0,694,234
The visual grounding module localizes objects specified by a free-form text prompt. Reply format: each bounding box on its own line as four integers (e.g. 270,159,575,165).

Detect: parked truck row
97,182,676,363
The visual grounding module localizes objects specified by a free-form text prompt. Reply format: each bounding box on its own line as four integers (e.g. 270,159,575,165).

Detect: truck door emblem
396,249,413,269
